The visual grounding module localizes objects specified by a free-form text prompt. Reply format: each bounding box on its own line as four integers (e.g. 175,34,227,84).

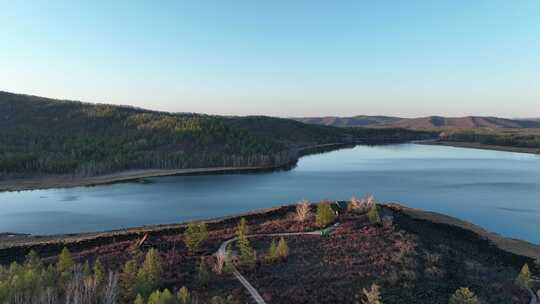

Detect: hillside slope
294,115,402,127
388,116,540,129
0,91,431,178
0,92,346,177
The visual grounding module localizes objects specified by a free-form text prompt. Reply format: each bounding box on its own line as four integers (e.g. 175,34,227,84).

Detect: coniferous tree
177,286,190,304
236,218,255,266
148,288,175,304
57,247,74,274
515,263,531,289
267,239,278,262
367,204,381,224
198,257,210,286
120,258,139,302
276,237,289,259
316,202,335,227
184,222,208,253
93,258,105,286
134,294,145,304
24,250,43,271
57,247,74,285
135,249,162,298
82,260,92,279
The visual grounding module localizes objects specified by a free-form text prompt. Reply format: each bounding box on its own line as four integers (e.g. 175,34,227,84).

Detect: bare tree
64,267,118,304
213,254,225,275
102,271,118,304
43,288,58,304
348,195,376,213
295,200,311,222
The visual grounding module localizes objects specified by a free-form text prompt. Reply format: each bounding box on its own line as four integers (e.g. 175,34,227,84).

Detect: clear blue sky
1,1,539,117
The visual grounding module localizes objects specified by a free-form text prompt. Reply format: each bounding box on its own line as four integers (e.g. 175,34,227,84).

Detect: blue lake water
0,144,539,243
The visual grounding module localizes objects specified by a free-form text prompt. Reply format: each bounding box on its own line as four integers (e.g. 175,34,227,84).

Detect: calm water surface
1,144,539,243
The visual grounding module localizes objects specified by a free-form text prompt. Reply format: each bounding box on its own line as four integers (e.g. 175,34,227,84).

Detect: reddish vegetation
1,203,535,303
245,210,531,303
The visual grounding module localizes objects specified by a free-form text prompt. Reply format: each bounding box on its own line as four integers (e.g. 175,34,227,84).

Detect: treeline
0,92,295,176
440,129,540,148
0,91,434,177
346,127,435,143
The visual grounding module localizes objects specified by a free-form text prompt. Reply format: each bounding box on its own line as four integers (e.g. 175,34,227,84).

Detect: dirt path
215,223,339,304
528,288,537,304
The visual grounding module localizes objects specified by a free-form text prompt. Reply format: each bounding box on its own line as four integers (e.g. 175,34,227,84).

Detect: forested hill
0,91,432,177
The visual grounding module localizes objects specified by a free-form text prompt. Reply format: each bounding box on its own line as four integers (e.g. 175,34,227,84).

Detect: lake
1,144,539,244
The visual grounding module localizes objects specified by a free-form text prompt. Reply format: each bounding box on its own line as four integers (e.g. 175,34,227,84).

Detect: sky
1,1,539,118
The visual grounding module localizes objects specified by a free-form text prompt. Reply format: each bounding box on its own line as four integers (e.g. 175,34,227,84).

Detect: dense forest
440,129,540,149
0,91,433,177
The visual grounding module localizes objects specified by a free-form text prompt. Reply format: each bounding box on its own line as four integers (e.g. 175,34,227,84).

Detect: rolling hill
295,115,540,129
293,115,402,127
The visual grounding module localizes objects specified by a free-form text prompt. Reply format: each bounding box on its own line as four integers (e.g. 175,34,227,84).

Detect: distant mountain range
294,115,540,129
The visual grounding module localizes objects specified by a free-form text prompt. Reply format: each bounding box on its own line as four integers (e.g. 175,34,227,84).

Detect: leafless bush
425,266,445,278
423,252,444,278
213,254,225,275
295,200,311,222
348,197,362,212
382,216,393,229
358,284,382,304
424,252,440,265
348,195,376,213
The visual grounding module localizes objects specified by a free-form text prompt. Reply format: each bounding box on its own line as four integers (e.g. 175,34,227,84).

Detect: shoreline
420,140,540,155
0,166,275,193
0,142,352,193
1,139,537,192
384,203,540,264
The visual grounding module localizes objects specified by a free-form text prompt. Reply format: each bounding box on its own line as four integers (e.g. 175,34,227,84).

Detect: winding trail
215,223,340,304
